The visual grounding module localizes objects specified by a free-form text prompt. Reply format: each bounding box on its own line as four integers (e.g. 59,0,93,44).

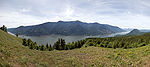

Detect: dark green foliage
15,33,18,37
22,39,27,46
22,38,54,51
65,40,86,50
22,33,150,51
22,39,45,51
49,45,52,51
46,43,49,48
84,33,150,49
40,45,45,51
22,39,38,50
53,41,60,50
36,46,39,50
53,38,66,50
60,39,66,49
0,25,7,32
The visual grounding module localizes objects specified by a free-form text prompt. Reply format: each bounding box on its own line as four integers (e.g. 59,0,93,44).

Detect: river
9,31,130,45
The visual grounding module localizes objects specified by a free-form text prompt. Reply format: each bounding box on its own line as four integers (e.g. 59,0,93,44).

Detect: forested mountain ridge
8,20,124,36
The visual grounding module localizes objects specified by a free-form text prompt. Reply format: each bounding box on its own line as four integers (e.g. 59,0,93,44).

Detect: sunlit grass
0,30,150,67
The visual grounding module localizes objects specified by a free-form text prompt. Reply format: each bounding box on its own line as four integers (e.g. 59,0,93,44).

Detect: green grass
0,30,150,67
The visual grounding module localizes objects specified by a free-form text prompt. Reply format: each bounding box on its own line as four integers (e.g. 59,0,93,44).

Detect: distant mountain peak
92,22,99,24
126,29,142,35
130,29,140,33
18,26,24,28
58,20,82,23
58,20,64,23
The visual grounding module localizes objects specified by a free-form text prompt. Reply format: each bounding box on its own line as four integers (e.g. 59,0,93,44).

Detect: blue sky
0,0,150,29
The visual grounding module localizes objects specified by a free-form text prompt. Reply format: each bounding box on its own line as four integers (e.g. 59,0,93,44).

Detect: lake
9,31,130,45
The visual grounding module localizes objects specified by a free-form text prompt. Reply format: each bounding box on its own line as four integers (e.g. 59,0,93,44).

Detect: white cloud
1,0,150,29
0,11,45,28
64,6,74,17
99,13,150,29
20,8,30,12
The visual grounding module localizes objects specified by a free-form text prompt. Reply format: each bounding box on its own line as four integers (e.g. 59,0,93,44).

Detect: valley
8,31,129,45
1,29,150,67
1,0,150,67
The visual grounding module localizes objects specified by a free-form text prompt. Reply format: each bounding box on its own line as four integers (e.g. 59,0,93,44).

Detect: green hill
1,30,150,67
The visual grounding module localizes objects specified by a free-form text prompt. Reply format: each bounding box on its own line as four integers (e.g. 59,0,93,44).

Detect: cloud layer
0,0,150,29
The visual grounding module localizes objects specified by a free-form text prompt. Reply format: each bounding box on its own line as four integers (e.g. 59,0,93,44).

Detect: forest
22,32,150,51
22,38,86,51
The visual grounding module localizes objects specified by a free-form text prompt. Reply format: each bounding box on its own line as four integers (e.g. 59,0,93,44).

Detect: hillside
126,29,143,35
8,20,124,36
1,30,150,67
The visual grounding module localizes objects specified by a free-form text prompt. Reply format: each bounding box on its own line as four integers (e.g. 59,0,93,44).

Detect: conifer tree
15,33,18,37
46,43,49,48
49,45,52,51
53,41,59,50
36,46,39,50
60,39,66,50
40,45,45,51
0,25,7,32
53,38,66,50
22,39,27,46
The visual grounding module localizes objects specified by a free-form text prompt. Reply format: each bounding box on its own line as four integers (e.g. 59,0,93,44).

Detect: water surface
9,31,129,45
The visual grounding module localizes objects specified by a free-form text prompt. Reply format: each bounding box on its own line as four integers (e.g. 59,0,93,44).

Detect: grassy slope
0,30,150,67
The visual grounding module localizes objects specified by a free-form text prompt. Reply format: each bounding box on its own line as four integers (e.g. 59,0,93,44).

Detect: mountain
123,28,134,31
126,29,143,35
8,20,124,36
140,29,150,33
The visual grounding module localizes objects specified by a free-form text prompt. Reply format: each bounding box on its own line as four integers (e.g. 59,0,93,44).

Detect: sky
0,0,150,29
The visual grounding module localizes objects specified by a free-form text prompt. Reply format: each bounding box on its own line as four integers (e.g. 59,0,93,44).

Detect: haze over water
16,31,129,45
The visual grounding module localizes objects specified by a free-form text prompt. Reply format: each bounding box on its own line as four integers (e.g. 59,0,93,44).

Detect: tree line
22,38,86,51
0,25,7,32
84,33,150,49
22,38,53,51
22,33,150,51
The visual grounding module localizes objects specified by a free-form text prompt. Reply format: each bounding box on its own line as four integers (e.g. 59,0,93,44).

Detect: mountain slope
8,21,124,36
126,29,143,35
0,30,150,67
1,29,150,66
